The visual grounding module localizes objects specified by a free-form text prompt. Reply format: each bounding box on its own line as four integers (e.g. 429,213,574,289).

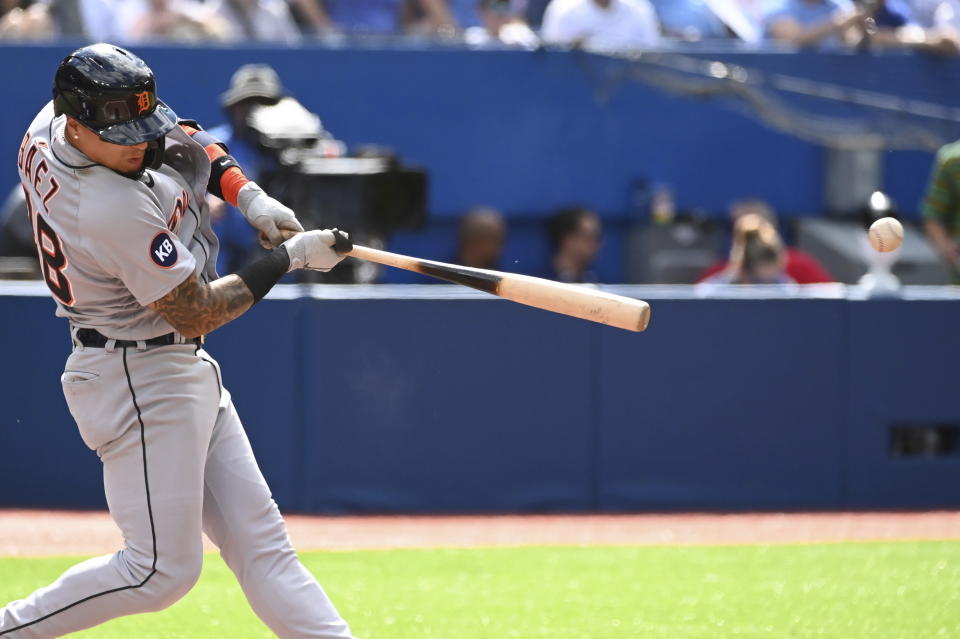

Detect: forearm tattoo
148,274,253,338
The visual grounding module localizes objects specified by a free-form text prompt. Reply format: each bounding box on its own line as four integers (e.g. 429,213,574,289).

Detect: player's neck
65,130,90,158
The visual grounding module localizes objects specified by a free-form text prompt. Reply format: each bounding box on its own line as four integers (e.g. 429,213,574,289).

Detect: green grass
1,542,959,638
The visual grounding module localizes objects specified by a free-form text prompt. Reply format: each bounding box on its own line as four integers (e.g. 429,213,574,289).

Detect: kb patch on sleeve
150,232,178,268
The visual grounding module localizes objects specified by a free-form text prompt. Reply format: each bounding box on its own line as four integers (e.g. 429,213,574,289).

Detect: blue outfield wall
1,44,957,221
1,285,959,513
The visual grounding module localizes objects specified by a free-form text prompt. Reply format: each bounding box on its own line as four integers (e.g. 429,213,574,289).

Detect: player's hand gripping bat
276,230,650,332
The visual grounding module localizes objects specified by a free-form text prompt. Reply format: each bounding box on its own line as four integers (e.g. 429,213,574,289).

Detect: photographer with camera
698,213,796,290
698,199,834,284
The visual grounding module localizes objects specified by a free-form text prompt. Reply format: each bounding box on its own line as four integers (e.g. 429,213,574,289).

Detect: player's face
67,118,149,173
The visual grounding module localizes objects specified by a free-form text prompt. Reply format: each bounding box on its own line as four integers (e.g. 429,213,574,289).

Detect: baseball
868,217,904,253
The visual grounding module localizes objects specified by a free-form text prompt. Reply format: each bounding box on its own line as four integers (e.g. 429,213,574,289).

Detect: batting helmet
53,43,178,146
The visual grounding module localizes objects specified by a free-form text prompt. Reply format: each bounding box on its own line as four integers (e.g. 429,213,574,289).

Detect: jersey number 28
35,211,73,306
23,183,73,307
20,138,73,306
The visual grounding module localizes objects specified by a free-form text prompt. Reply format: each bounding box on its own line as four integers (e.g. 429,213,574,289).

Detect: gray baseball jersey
2,102,354,638
16,102,219,340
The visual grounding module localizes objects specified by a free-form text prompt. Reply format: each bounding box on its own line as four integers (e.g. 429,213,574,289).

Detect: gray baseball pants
0,341,353,638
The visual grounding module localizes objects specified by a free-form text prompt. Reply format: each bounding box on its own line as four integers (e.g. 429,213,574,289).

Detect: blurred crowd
450,199,839,287
3,0,960,54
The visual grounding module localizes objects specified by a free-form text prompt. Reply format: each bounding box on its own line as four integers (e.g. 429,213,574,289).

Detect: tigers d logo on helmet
136,91,152,114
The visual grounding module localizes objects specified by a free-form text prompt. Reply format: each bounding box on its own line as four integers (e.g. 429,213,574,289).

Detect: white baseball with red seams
868,217,904,253
1,104,354,638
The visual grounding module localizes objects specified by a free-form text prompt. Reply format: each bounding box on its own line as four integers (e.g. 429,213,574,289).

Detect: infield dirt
1,510,958,557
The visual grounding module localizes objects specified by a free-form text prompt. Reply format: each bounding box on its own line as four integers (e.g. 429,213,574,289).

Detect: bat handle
276,228,353,255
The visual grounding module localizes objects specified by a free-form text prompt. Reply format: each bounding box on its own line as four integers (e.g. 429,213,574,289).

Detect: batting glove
283,229,351,272
237,182,304,248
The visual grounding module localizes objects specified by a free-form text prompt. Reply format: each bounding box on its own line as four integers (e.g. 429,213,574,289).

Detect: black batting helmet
53,43,177,145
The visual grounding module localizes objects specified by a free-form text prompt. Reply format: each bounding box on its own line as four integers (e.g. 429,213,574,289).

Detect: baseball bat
347,244,650,332
273,229,650,331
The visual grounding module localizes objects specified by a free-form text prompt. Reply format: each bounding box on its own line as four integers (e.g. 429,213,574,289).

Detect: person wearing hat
210,63,285,183
207,64,286,274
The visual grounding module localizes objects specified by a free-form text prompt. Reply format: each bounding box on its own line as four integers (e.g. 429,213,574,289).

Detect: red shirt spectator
699,247,834,283
698,198,834,284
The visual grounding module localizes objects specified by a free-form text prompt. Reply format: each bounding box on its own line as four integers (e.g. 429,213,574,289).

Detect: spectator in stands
764,0,873,49
545,206,603,283
910,0,940,23
0,0,120,40
764,0,954,55
906,0,960,50
455,207,507,269
857,0,960,53
207,64,287,273
47,0,123,39
0,0,53,38
203,0,301,42
872,0,917,25
698,199,834,283
907,0,960,25
304,0,456,35
287,0,335,33
464,0,540,47
541,0,661,51
0,0,25,18
862,0,921,45
120,0,231,42
648,0,730,40
911,0,959,27
720,0,769,40
699,213,795,286
922,139,960,282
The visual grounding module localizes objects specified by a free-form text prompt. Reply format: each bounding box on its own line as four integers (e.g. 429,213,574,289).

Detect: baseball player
1,43,356,638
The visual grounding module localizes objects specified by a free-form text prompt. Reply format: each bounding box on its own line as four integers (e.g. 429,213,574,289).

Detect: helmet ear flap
144,136,165,170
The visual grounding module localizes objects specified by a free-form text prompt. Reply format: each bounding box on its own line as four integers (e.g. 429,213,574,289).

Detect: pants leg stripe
123,346,160,578
0,347,158,636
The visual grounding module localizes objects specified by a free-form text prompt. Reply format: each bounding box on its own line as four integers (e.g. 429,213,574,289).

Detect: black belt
75,328,203,349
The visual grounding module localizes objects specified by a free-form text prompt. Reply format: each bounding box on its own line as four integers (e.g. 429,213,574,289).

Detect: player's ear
65,117,81,140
